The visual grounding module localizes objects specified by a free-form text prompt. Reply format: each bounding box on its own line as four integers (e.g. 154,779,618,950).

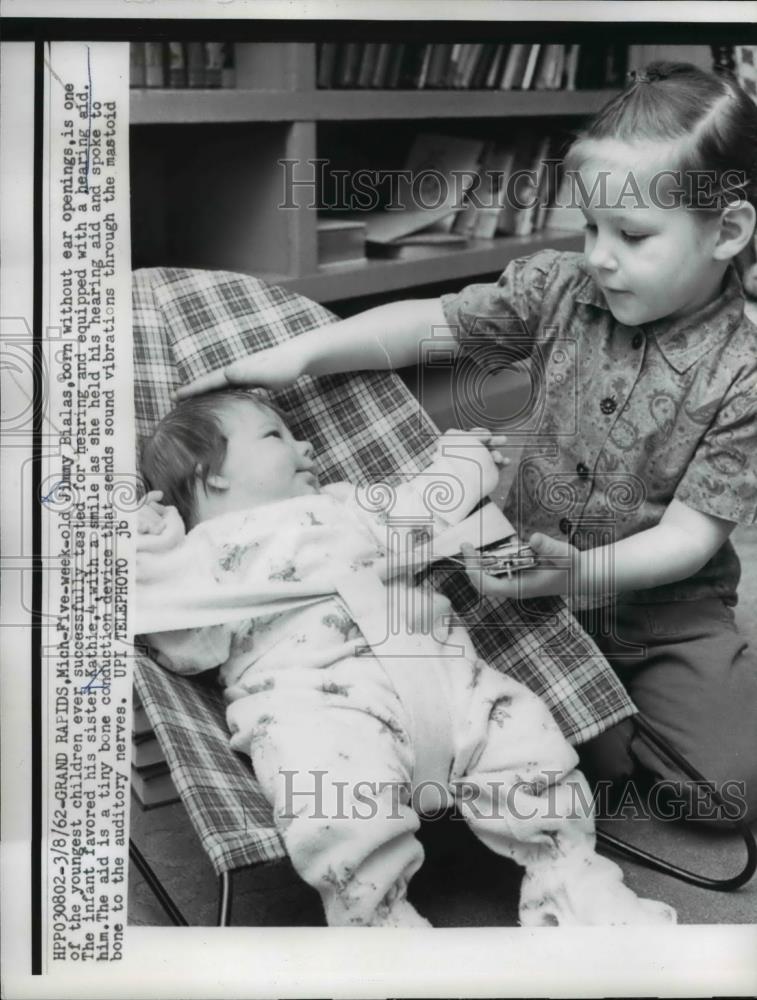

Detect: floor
128,524,757,928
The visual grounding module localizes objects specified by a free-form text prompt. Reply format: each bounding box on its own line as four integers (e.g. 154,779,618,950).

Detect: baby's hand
138,490,168,535
137,491,186,552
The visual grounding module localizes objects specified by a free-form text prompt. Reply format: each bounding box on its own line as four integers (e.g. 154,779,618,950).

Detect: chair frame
129,267,756,927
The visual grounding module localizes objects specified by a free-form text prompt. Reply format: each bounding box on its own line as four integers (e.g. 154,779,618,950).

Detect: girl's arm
175,298,451,398
463,499,735,604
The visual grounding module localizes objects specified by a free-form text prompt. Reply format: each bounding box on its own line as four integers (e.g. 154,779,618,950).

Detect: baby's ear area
195,464,231,493
205,473,231,493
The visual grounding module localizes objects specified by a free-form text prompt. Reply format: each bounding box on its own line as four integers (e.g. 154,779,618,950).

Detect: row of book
131,692,179,808
317,130,581,267
316,42,628,91
130,42,236,89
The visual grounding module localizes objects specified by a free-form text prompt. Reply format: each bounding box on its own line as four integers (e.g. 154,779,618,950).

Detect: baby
136,389,675,928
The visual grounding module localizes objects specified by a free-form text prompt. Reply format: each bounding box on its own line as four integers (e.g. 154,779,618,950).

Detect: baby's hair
141,389,284,528
565,61,757,213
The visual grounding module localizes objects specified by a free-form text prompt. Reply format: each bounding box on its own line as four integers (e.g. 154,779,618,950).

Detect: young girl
177,63,757,822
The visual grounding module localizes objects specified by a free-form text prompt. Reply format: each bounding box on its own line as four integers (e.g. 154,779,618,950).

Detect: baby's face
193,400,319,522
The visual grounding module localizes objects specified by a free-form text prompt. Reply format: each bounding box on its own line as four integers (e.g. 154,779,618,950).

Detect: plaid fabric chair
131,266,639,925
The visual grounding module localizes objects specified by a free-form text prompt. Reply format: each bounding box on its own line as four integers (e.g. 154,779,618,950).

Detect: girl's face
576,143,725,327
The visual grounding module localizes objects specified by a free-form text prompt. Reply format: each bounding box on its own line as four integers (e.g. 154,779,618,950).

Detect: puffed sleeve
440,248,562,363
335,431,501,553
674,370,757,524
145,624,233,676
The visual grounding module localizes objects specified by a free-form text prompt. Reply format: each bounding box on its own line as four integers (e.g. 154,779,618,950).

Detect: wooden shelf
131,88,619,125
130,40,601,303
251,230,583,303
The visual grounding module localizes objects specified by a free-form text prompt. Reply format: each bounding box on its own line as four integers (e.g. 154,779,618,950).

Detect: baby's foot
519,856,677,926
369,898,432,928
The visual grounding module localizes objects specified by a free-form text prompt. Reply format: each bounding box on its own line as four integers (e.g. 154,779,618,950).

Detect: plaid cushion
133,657,285,872
133,267,635,876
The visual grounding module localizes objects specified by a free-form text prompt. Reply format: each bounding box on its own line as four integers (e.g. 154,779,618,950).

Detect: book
132,703,154,743
144,42,165,88
415,43,435,89
132,735,168,771
130,766,179,809
357,42,381,88
471,43,499,90
371,43,393,87
221,43,236,89
564,44,580,90
485,44,509,89
496,132,536,234
520,44,542,90
455,44,476,88
446,43,464,88
398,43,428,88
203,42,225,88
185,42,205,88
426,43,452,88
338,42,363,88
511,133,552,236
317,217,367,266
499,43,529,90
552,45,567,89
364,133,485,244
603,44,628,87
385,43,406,89
367,225,469,259
534,44,562,90
166,42,187,89
317,42,339,88
130,42,146,88
460,43,484,89
533,134,562,231
475,145,518,238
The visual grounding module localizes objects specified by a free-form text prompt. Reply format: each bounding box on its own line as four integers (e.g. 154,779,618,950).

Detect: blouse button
632,332,643,349
600,397,617,415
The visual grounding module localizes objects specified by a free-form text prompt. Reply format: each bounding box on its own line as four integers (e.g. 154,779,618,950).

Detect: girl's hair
565,61,757,212
141,389,280,527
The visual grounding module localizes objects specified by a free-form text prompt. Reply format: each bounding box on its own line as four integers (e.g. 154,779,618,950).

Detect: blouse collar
573,261,746,374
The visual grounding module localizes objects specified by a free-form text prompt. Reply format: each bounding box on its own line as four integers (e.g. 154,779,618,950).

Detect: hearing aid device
468,537,538,577
444,536,538,578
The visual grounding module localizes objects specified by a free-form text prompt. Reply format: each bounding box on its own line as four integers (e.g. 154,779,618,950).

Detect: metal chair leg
595,715,757,892
129,838,189,925
217,871,233,926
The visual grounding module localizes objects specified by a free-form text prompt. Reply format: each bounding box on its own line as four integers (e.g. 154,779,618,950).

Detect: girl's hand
462,532,578,600
468,427,510,469
442,428,510,469
174,340,308,400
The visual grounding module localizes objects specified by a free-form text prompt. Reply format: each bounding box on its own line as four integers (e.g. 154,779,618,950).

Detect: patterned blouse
441,250,757,605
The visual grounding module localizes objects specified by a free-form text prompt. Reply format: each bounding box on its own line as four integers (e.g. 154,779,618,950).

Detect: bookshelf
130,41,614,305
130,88,616,124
